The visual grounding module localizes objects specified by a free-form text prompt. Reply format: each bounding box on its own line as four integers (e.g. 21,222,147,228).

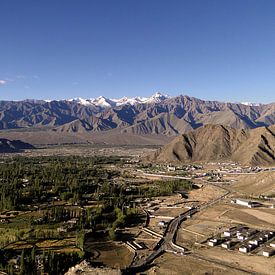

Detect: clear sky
0,0,275,103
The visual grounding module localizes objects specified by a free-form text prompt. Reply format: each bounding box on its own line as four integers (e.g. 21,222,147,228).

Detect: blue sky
0,0,275,103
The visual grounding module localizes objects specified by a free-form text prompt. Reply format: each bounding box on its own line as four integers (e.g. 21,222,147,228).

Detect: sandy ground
85,241,134,269
229,171,275,196
0,129,172,146
146,253,244,275
188,184,225,203
196,247,275,275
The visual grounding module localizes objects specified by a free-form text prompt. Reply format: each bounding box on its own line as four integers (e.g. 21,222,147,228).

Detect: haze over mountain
152,124,275,166
0,93,274,136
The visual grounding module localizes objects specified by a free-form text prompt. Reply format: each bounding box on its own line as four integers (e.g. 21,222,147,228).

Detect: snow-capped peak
146,92,169,103
91,96,116,108
67,92,170,108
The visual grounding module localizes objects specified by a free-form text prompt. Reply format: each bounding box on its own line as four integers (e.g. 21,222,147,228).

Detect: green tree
19,250,25,275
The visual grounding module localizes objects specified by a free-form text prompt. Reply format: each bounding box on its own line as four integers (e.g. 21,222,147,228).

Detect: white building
167,165,176,172
221,241,234,249
262,249,275,257
232,198,260,208
208,238,219,246
239,244,255,253
158,220,167,227
235,199,253,207
249,239,260,246
223,227,238,237
224,230,232,237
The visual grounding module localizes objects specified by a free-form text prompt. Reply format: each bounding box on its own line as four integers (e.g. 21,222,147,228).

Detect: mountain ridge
0,94,274,135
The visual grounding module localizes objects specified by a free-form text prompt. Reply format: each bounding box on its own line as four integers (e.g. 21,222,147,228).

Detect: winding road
125,172,233,274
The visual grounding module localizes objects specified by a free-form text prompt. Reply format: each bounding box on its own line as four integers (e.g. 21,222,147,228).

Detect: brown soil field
85,241,134,269
36,238,76,249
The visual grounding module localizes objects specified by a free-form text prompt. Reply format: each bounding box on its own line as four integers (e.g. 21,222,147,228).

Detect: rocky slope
152,124,275,166
0,94,274,135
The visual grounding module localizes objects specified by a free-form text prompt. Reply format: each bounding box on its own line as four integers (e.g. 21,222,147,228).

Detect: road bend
126,208,198,273
125,177,232,274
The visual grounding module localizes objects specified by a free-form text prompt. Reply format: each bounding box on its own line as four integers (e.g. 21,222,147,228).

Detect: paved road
125,174,232,274
127,208,197,273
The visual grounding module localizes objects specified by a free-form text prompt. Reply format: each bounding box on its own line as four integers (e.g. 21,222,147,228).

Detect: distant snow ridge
68,92,170,108
240,102,261,106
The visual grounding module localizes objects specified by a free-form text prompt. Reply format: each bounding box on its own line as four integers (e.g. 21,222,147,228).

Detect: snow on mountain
145,92,169,103
67,92,170,108
90,96,116,108
240,102,261,107
68,97,94,106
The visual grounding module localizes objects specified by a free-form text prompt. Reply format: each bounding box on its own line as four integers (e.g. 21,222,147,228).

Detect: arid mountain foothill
152,124,275,166
0,138,35,153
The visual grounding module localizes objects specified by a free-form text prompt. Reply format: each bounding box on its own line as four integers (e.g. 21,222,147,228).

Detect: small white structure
270,243,275,248
67,218,78,224
224,230,232,237
239,246,249,253
208,238,219,246
262,249,275,257
221,241,233,249
249,239,260,246
237,234,247,241
237,228,257,240
167,165,176,172
158,220,167,227
223,227,238,237
239,244,255,253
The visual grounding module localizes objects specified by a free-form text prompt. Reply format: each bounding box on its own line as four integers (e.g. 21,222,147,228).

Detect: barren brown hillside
152,124,275,166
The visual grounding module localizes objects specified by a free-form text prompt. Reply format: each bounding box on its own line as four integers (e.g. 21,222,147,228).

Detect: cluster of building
138,163,203,174
207,226,275,257
217,165,263,174
167,164,203,172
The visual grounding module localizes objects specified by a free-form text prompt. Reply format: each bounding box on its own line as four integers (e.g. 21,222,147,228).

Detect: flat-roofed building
262,248,275,257
233,198,261,208
208,238,219,246
239,244,256,253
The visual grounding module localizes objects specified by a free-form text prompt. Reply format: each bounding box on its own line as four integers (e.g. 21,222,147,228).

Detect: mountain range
0,93,274,136
151,124,275,166
67,92,170,107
